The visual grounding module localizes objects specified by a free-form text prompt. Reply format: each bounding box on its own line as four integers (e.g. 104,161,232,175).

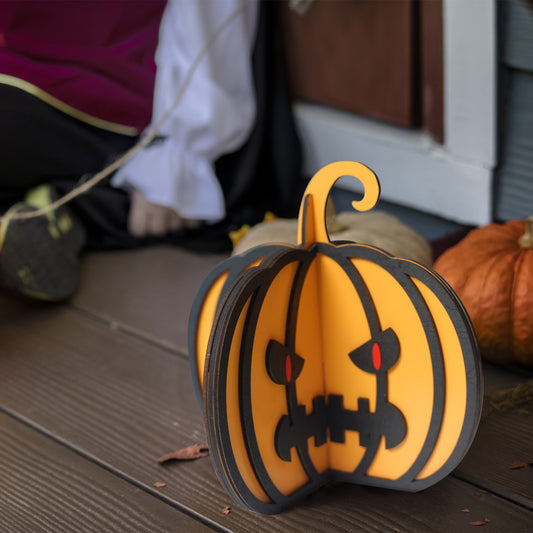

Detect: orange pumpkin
433,217,533,367
190,162,482,514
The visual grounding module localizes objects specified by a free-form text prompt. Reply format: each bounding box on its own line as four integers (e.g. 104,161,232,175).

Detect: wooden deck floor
1,246,532,532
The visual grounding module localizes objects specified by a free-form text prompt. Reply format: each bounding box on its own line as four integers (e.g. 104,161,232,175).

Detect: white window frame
294,0,497,225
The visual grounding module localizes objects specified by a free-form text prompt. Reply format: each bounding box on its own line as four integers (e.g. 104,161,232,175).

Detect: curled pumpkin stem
325,197,346,234
297,161,380,247
518,216,533,249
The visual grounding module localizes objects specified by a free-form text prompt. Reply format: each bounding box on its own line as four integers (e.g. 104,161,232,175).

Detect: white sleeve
111,0,259,222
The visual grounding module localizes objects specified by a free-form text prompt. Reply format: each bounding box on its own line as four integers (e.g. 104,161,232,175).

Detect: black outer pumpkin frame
198,241,483,515
188,244,285,407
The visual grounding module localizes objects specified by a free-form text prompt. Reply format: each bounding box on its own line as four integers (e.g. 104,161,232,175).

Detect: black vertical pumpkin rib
282,249,319,479
324,247,392,480
396,258,482,488
188,244,285,406
238,248,321,507
205,253,292,513
333,244,446,487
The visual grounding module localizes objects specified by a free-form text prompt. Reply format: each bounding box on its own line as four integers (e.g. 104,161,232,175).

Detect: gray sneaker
0,185,86,301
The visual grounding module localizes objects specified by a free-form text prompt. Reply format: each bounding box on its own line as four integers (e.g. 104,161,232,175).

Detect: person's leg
0,84,136,299
0,85,135,195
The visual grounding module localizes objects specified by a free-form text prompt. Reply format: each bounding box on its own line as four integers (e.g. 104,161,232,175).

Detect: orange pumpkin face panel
190,161,482,514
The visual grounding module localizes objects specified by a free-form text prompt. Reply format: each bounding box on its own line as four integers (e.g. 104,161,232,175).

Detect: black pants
0,3,303,253
0,83,141,249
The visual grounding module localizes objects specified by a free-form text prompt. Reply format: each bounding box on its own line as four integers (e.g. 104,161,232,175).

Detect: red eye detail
285,355,292,383
372,343,381,371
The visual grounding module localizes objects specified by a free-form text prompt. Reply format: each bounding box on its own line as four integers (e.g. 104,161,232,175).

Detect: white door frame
294,0,497,225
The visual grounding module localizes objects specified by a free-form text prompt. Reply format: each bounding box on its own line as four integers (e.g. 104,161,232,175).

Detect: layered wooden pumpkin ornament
189,161,482,514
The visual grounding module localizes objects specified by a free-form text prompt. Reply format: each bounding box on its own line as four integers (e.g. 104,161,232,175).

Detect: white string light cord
0,1,246,224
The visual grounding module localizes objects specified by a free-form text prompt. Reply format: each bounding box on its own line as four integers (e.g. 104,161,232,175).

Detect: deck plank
72,247,227,352
453,362,533,509
1,295,532,532
0,412,212,533
455,400,533,510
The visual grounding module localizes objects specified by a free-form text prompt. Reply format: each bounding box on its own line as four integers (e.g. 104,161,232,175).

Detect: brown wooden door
279,0,443,142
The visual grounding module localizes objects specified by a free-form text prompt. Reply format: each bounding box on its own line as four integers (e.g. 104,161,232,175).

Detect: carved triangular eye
266,339,305,385
348,328,400,373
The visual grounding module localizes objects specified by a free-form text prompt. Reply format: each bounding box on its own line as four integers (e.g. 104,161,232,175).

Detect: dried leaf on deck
153,481,167,488
221,506,231,515
469,519,490,526
158,444,209,463
509,461,529,470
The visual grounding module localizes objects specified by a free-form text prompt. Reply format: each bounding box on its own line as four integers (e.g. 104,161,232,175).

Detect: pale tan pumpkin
232,208,432,266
